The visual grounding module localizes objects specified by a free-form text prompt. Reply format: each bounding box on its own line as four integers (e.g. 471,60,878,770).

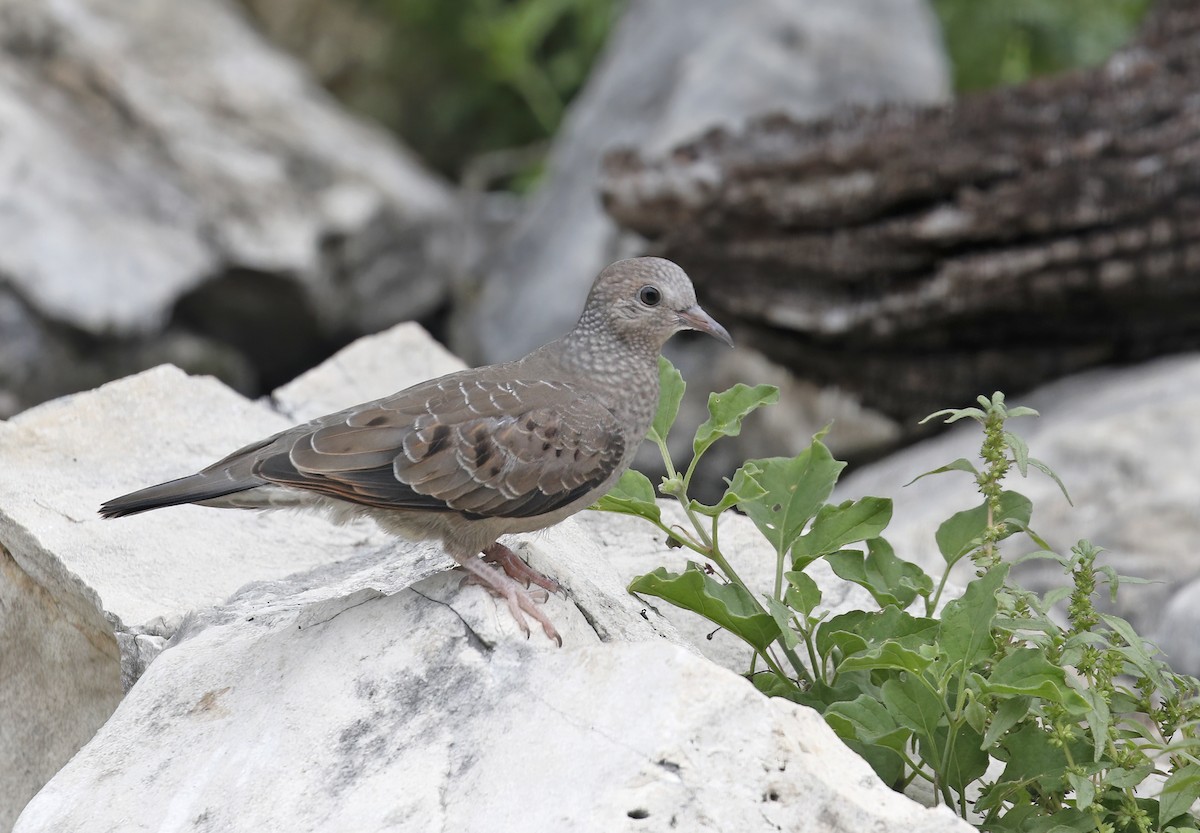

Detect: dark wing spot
555,448,563,458
544,425,558,439
524,417,537,431
489,465,502,477
365,415,389,427
427,424,451,457
474,437,493,466
542,442,551,451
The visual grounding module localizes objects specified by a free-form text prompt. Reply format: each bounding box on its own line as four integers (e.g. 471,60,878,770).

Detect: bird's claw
481,542,563,596
454,550,562,646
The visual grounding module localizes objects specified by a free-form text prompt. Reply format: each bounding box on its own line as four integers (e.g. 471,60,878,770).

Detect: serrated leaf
825,538,932,609
905,457,980,487
692,383,779,459
939,565,1007,669
935,492,1032,565
1161,764,1200,826
984,648,1089,711
592,469,662,523
792,497,893,564
629,565,780,651
648,356,685,444
740,440,844,558
784,570,821,616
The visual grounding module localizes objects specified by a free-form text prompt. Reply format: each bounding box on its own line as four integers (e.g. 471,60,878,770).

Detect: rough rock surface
0,0,454,417
15,590,968,833
0,364,398,830
460,0,949,366
834,353,1200,675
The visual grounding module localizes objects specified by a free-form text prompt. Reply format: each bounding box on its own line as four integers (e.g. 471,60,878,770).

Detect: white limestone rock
15,582,968,833
271,322,466,422
0,0,454,415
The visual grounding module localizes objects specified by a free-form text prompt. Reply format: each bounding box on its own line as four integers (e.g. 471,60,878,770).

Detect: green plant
932,0,1150,92
595,358,1200,831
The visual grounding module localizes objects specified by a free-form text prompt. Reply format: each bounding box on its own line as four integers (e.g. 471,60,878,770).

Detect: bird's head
583,257,733,352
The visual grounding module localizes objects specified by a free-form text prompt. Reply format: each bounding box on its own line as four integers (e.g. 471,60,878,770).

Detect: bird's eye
638,285,661,306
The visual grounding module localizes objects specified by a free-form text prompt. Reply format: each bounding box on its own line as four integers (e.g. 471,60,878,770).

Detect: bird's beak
676,305,733,347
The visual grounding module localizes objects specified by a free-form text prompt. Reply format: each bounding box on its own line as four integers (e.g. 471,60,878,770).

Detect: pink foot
482,542,562,595
454,553,562,646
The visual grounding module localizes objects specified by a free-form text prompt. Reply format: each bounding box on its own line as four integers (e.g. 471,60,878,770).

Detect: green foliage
358,0,620,177
595,365,1200,830
933,0,1150,92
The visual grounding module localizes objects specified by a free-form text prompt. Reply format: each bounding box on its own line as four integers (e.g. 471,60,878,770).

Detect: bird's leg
452,553,563,646
481,542,562,595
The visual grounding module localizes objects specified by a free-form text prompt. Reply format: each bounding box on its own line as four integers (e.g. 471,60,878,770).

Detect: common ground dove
100,257,732,643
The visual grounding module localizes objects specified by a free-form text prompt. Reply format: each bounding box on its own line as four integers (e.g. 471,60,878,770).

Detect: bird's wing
251,378,627,519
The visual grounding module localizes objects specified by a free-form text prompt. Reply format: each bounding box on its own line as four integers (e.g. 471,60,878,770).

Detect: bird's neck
534,329,662,429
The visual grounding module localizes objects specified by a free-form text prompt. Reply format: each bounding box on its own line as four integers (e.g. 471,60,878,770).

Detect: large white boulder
15,574,967,833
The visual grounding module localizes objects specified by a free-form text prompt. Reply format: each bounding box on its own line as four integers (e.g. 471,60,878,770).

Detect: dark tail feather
99,474,257,519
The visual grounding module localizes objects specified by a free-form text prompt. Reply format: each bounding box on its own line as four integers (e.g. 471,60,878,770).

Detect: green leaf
939,565,1008,669
814,610,869,661
1074,686,1110,763
935,492,1032,565
984,648,1089,710
740,440,845,558
750,671,805,702
690,462,766,517
904,457,980,487
933,724,990,793
764,596,800,650
825,538,932,608
1065,772,1095,810
1161,764,1200,826
881,674,944,744
629,565,780,651
648,356,684,444
592,469,661,523
998,723,1070,784
1006,430,1030,477
838,639,934,676
824,695,911,754
1029,457,1073,505
783,571,821,616
692,383,779,459
793,498,893,564
983,696,1031,747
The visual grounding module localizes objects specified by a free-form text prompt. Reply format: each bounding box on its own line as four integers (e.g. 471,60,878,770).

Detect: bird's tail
99,474,256,519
